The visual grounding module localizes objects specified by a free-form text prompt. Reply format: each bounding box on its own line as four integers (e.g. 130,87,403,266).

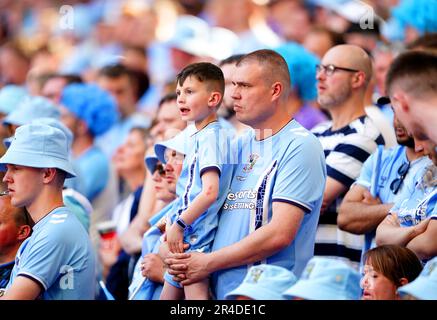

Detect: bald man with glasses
312,44,388,270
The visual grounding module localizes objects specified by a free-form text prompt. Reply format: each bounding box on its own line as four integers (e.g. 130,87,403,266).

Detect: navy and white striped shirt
312,115,385,269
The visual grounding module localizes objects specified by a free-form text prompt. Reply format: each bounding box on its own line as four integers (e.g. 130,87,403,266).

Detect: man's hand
165,251,210,286
140,253,166,283
361,190,382,205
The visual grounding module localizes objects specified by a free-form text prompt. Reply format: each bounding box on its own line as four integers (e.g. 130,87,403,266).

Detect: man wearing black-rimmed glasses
312,44,388,270
338,113,430,267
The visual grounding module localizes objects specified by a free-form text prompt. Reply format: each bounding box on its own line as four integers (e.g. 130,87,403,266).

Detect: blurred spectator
41,73,83,104
267,0,312,44
218,54,250,136
96,64,150,158
0,42,30,86
0,195,32,292
101,127,148,300
275,42,328,130
205,0,278,53
303,26,345,59
2,95,60,136
60,83,117,202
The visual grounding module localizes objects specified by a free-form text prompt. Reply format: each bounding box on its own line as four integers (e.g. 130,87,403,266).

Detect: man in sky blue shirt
164,50,326,300
338,113,430,266
0,124,95,300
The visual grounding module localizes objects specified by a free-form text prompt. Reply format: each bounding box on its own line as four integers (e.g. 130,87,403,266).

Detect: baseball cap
145,154,159,174
3,96,60,127
154,127,192,164
0,123,76,178
397,257,437,300
283,257,362,300
226,265,297,300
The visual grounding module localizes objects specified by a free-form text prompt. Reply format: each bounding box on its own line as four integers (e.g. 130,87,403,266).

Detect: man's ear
41,168,57,184
17,225,32,241
351,71,366,89
393,92,410,114
208,92,222,108
271,82,283,102
399,277,409,287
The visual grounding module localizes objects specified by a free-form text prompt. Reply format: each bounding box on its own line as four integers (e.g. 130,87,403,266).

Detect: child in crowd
156,62,233,300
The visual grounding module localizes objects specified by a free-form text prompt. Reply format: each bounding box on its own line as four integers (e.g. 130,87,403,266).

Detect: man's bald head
323,44,373,87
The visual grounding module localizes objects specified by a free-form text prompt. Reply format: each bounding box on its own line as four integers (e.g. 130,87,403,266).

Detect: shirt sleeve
17,229,71,290
272,136,327,214
326,132,377,188
198,129,229,177
354,151,375,190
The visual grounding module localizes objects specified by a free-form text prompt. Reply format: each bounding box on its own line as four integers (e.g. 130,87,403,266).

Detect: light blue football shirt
356,145,430,204
169,121,234,252
211,119,326,300
355,145,431,268
7,207,96,300
391,164,437,227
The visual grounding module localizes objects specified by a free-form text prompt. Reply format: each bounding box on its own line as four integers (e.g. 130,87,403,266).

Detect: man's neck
254,108,292,141
329,98,366,131
194,113,218,131
0,247,20,265
27,190,64,224
406,146,425,162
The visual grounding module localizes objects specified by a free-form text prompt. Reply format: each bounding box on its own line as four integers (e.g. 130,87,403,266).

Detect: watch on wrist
176,217,192,232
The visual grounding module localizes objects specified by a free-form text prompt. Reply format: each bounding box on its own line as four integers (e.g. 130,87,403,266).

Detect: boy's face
176,76,215,123
2,164,44,208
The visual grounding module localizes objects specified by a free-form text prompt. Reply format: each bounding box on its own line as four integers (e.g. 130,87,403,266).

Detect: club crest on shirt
243,153,259,173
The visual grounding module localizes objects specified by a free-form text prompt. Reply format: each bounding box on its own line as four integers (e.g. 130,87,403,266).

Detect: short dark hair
386,50,437,99
219,54,245,67
176,62,225,95
98,64,149,100
407,33,437,51
237,49,291,97
158,93,177,108
13,207,33,228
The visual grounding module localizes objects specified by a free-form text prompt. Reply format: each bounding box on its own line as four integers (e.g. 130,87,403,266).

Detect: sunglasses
390,162,410,194
154,163,166,176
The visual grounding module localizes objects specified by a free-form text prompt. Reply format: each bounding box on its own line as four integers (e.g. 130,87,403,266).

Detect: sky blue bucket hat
0,123,76,178
0,85,29,115
283,257,361,300
3,96,60,127
225,265,297,300
397,257,437,300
